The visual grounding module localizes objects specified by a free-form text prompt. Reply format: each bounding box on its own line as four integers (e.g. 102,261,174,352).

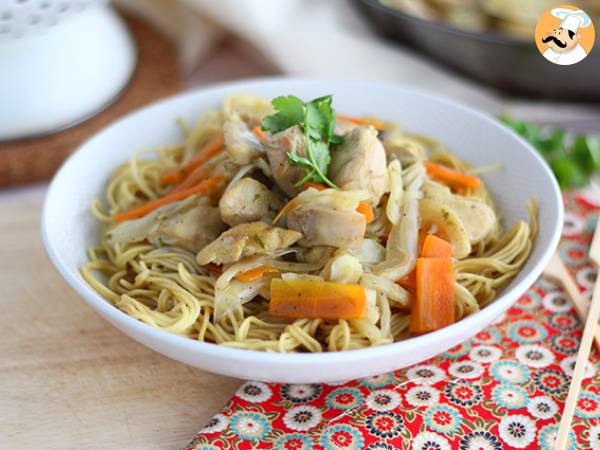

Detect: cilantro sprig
262,95,343,189
500,115,600,189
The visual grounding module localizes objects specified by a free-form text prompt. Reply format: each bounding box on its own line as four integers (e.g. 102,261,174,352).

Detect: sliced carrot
337,114,385,130
424,161,481,189
113,175,224,223
269,279,367,320
272,197,298,224
409,257,455,334
356,202,374,224
303,182,327,191
421,234,453,258
235,266,279,282
171,163,212,194
159,131,225,186
397,270,416,291
252,126,266,142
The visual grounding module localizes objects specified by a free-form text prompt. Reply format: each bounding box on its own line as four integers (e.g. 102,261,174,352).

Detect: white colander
0,0,136,140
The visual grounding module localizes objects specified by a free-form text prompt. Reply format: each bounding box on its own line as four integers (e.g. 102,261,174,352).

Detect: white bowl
42,78,563,383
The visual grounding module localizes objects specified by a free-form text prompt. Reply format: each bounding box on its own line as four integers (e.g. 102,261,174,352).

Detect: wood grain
0,187,240,450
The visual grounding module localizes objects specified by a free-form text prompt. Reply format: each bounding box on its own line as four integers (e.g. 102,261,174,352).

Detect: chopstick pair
547,220,600,450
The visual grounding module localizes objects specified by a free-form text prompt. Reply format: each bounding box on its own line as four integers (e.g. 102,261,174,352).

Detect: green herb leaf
263,94,343,188
551,157,588,189
500,115,599,190
262,95,305,133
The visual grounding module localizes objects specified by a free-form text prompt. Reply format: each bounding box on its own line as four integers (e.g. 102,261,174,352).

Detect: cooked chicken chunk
422,180,496,245
219,177,273,226
265,125,307,196
223,115,263,165
334,119,359,136
286,206,366,249
196,222,301,265
147,202,225,253
328,126,387,205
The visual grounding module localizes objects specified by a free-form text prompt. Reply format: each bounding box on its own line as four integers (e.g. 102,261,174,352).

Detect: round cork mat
0,12,181,188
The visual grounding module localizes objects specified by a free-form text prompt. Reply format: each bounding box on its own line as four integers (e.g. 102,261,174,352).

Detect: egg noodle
81,95,537,352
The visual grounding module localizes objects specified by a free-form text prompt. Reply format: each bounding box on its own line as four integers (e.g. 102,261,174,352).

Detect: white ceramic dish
42,78,563,383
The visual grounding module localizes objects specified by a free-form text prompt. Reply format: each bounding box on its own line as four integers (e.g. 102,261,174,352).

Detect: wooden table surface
0,186,241,450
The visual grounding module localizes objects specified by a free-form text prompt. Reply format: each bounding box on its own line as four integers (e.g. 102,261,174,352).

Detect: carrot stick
171,163,212,194
421,235,453,258
159,132,225,186
356,202,374,224
410,257,455,334
337,114,385,130
235,266,279,282
303,182,327,191
272,198,298,224
397,271,416,291
252,126,266,142
269,279,367,320
114,175,224,223
424,161,481,189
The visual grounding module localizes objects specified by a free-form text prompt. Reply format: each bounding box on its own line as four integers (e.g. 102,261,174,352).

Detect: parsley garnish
262,95,343,189
500,115,600,189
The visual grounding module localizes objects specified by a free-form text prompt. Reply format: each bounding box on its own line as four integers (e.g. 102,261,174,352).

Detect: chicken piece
334,119,359,136
328,126,387,205
448,196,497,244
286,206,366,249
223,115,263,165
422,181,496,245
196,222,301,265
265,125,307,197
147,201,226,253
219,177,273,226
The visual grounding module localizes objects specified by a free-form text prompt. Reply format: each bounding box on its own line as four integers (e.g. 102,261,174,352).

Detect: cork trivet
0,13,181,188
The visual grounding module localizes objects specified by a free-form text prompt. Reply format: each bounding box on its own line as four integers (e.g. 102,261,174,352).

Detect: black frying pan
354,0,600,102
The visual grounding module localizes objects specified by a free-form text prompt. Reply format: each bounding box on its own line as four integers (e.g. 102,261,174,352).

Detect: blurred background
1,0,599,190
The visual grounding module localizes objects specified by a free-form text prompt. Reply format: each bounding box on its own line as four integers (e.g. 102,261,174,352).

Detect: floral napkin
187,193,600,450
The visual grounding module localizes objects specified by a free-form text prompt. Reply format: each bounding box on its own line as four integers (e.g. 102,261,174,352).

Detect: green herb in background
500,116,600,189
262,95,343,189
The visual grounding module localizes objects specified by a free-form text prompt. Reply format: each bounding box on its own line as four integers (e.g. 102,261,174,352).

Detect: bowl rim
41,76,563,368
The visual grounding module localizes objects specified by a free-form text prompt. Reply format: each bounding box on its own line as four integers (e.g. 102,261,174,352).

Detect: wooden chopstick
543,252,600,352
555,220,600,450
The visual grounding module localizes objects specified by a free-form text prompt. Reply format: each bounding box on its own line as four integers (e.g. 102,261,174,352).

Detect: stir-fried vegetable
421,234,453,258
356,202,374,224
409,257,455,334
424,161,481,189
261,95,343,189
336,114,385,130
235,266,279,282
251,125,267,142
114,176,224,223
500,116,600,189
160,132,225,186
269,279,367,320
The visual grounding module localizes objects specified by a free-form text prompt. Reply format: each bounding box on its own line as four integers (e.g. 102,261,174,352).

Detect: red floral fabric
187,194,600,450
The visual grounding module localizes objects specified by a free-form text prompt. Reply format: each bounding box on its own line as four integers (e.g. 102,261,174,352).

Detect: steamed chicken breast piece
223,115,263,165
148,201,225,253
422,180,496,245
219,177,275,226
265,125,308,197
328,126,387,205
108,196,226,254
287,206,366,249
196,221,301,265
285,187,369,249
